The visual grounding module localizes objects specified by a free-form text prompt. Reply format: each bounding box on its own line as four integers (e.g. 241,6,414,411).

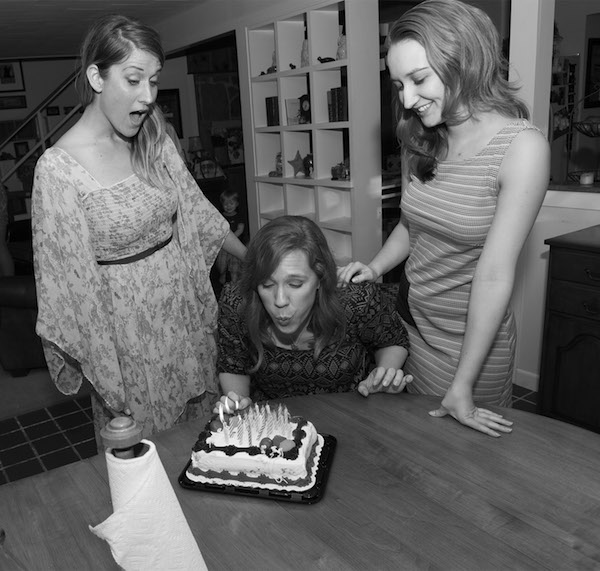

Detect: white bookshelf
238,0,382,266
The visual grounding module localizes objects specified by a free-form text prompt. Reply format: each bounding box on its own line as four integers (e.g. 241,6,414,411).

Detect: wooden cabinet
538,225,600,433
238,0,382,265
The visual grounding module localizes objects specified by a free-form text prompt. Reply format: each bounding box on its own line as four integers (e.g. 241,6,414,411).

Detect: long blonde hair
76,14,168,187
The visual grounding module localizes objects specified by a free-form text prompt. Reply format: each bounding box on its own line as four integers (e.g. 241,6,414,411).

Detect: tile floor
0,382,539,487
0,394,97,486
511,384,539,413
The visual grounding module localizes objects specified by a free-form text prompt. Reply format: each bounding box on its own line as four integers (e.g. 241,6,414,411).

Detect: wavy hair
239,216,345,372
387,0,529,181
75,14,167,187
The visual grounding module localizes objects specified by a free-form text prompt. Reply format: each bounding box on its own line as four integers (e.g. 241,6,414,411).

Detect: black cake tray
178,434,336,504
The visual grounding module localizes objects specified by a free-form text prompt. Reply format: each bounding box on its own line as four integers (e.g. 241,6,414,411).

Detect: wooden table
1,393,600,570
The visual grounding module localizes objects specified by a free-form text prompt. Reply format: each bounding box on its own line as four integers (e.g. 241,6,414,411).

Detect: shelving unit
549,55,578,184
238,0,382,266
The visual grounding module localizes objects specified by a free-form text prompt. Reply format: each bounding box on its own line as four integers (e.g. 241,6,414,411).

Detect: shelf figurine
331,158,350,180
268,152,283,177
288,150,305,177
303,153,313,178
261,50,277,75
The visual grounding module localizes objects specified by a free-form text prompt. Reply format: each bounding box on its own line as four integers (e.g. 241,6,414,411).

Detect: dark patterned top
217,282,409,400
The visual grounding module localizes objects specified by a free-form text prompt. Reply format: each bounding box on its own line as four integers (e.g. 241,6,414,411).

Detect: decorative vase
301,39,309,67
336,34,346,60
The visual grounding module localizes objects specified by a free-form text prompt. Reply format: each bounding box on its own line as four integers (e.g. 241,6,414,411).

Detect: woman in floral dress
32,15,246,440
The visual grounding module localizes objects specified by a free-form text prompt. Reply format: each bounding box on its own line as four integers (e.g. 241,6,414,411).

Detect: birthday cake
185,402,324,492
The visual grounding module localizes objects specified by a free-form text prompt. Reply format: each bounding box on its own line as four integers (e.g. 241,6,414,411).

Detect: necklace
271,324,313,351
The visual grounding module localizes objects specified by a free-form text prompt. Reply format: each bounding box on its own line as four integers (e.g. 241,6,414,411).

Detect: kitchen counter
548,182,600,193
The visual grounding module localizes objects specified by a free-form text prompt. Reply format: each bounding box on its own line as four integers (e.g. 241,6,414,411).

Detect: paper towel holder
100,416,146,459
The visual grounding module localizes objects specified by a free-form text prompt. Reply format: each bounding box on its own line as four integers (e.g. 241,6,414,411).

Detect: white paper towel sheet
90,439,208,571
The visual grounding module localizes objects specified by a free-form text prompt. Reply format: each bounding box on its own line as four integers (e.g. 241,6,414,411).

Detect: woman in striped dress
338,0,550,437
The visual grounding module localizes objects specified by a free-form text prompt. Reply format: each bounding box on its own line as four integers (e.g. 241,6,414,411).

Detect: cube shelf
240,0,382,264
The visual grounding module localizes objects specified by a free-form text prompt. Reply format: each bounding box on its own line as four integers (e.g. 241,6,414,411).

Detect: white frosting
188,434,324,493
191,420,318,480
188,404,322,491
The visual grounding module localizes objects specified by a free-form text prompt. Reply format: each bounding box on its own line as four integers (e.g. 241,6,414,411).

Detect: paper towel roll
90,439,207,571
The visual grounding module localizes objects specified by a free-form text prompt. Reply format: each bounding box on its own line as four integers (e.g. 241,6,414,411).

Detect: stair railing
0,69,80,188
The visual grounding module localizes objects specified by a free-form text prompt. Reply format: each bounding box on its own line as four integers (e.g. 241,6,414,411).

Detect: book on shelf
327,87,348,122
328,88,337,122
265,96,279,126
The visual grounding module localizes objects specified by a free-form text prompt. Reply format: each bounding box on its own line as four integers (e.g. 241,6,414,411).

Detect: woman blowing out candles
338,0,550,437
32,15,246,441
215,215,412,412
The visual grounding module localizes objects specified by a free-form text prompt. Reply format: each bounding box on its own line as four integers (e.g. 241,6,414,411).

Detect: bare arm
431,127,550,436
338,214,410,284
219,372,251,397
338,170,411,285
221,230,247,260
357,345,413,397
234,222,245,238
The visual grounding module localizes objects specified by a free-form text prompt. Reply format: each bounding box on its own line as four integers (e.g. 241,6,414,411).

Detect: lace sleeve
217,283,252,375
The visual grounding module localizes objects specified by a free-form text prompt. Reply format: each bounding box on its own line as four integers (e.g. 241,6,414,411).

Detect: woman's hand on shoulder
337,262,378,286
429,385,513,437
212,391,253,414
357,367,413,397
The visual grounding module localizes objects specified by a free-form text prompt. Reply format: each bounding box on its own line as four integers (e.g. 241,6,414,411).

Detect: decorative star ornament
288,150,305,177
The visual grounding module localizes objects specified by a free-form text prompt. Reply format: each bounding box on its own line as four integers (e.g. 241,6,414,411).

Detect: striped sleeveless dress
401,120,535,407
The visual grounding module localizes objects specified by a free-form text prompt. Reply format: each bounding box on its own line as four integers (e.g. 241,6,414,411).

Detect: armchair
0,206,45,376
0,275,46,376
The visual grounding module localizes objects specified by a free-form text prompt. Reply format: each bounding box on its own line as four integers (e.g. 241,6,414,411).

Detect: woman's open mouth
130,110,147,126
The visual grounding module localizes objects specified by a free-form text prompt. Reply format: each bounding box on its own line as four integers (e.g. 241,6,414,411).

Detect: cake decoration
185,402,324,492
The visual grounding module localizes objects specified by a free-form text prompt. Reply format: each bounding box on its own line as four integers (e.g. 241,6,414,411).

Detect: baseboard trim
514,369,539,392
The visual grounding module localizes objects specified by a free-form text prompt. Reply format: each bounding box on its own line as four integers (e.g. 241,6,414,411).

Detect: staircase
0,70,80,223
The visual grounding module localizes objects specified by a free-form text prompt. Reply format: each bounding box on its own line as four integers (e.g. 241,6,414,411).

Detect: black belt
97,235,173,266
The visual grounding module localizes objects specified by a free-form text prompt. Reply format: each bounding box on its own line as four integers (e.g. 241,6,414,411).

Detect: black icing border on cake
178,434,336,504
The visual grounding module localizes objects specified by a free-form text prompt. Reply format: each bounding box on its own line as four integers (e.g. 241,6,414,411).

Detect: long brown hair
239,216,345,372
387,0,529,182
76,14,168,187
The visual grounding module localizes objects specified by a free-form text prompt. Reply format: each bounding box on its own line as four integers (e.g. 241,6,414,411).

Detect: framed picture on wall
156,89,183,138
0,94,26,110
0,62,25,92
584,38,600,108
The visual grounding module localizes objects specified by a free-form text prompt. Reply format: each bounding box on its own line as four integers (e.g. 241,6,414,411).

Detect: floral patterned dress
32,138,229,439
218,282,409,400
